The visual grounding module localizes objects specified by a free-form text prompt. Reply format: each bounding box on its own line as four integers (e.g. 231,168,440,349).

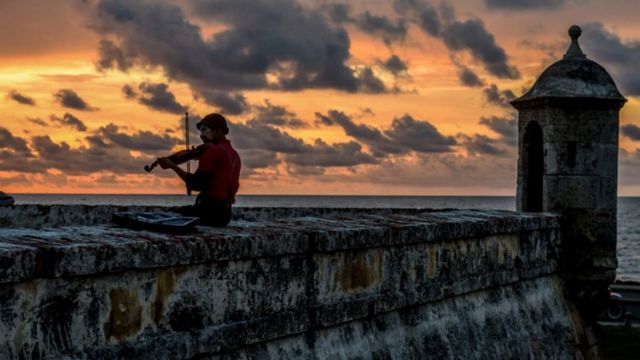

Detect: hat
196,113,229,134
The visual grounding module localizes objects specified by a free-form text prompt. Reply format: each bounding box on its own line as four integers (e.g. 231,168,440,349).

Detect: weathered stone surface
0,206,560,284
544,142,617,176
0,205,580,359
518,107,619,145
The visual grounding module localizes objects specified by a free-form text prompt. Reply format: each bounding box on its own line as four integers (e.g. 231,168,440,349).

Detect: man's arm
157,157,211,191
157,157,189,183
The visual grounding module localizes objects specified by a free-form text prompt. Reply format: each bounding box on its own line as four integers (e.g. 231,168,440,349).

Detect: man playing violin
157,113,241,226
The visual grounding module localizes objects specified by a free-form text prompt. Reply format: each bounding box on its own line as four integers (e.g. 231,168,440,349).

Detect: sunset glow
1,0,640,195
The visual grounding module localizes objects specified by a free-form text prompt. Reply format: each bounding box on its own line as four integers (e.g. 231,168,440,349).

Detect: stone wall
0,206,588,359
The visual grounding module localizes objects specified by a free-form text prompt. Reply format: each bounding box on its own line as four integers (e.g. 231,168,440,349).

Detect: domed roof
512,26,625,106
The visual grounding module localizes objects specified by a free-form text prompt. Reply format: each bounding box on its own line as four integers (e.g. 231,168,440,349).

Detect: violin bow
185,112,191,196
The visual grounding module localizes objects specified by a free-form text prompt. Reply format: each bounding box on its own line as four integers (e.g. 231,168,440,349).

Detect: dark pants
176,194,232,227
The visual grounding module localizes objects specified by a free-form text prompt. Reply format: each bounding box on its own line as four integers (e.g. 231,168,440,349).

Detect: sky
1,0,640,195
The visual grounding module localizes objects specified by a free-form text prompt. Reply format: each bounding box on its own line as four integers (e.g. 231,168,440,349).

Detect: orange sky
1,0,640,195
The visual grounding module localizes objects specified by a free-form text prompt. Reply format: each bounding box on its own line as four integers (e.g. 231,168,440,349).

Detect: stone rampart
0,206,588,359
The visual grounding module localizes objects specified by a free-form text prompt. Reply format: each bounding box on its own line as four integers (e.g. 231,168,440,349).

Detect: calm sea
10,194,640,283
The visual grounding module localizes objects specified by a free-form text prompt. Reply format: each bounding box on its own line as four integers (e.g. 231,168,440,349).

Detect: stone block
543,175,600,210
544,142,617,177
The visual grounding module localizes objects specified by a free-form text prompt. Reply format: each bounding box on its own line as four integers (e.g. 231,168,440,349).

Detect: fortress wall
0,206,587,359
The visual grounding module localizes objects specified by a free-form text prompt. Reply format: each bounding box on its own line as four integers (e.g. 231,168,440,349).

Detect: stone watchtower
511,26,626,319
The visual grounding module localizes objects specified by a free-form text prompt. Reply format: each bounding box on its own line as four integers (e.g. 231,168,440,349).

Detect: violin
144,144,208,172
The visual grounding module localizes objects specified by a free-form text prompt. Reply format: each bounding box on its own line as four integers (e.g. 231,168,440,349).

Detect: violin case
112,211,200,234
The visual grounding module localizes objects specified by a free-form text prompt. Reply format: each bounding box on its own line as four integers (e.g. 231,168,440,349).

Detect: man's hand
157,157,175,169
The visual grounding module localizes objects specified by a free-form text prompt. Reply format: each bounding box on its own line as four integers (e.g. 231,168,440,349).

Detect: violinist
156,113,241,226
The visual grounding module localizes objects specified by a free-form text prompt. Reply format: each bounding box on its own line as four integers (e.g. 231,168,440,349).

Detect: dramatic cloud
479,116,517,146
198,90,249,115
393,0,519,79
240,149,280,170
462,134,509,156
284,139,378,167
622,124,640,141
53,89,98,111
0,127,31,154
355,11,408,45
356,67,387,93
441,18,519,79
252,100,306,128
581,23,640,96
230,120,308,154
97,123,179,152
27,117,48,127
228,119,378,171
7,90,36,106
324,4,407,45
123,82,187,114
457,66,484,87
325,3,352,24
485,0,565,10
483,84,516,108
381,55,408,76
50,113,88,132
27,135,148,175
96,39,134,72
84,0,387,95
385,115,457,153
316,110,455,156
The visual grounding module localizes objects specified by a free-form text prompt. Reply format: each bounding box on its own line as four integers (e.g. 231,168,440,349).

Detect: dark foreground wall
0,206,589,359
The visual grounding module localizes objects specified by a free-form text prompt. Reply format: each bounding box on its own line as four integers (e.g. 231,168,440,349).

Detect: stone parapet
0,206,578,359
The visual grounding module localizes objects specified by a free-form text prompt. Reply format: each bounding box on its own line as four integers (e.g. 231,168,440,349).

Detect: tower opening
523,121,543,212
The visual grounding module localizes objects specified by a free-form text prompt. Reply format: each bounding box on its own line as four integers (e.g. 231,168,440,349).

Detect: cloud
483,84,516,108
123,82,187,114
284,139,378,167
84,0,386,95
53,89,98,111
50,113,88,132
316,110,456,156
381,55,409,76
252,100,306,128
440,18,520,79
240,149,280,171
355,11,408,45
0,127,31,154
461,134,510,156
485,0,565,10
324,4,407,45
197,90,249,115
227,119,379,171
97,123,179,153
27,117,48,127
479,115,517,145
581,23,640,96
383,115,455,152
96,39,134,72
7,90,36,106
325,3,353,24
622,124,640,141
316,110,405,155
27,135,148,175
392,0,519,79
229,120,309,153
457,66,484,87
356,67,387,93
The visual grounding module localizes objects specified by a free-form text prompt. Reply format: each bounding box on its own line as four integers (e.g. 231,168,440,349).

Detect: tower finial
564,25,586,59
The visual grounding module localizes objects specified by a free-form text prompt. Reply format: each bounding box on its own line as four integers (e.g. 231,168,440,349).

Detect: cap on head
196,113,229,134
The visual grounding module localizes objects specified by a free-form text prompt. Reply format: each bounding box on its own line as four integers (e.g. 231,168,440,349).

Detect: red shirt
196,139,241,203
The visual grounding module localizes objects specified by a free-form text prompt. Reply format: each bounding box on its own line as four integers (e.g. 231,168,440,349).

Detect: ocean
9,194,640,283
